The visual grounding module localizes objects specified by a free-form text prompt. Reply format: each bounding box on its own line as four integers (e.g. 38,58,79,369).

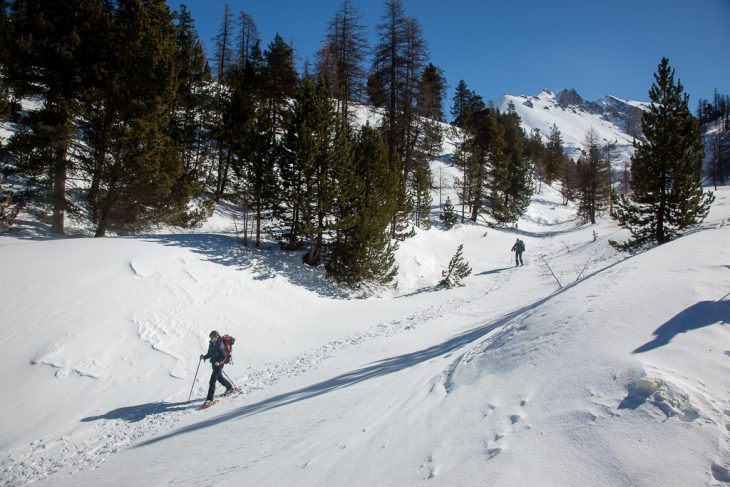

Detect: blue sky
168,0,730,109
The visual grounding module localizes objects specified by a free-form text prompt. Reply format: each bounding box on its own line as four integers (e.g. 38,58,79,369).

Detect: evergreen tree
576,128,609,224
0,0,10,119
236,104,278,248
525,128,548,193
327,125,399,287
545,124,566,184
90,0,201,236
172,4,211,177
411,164,432,229
441,196,458,230
263,34,298,137
440,244,471,288
498,104,533,225
415,63,446,160
279,77,337,265
612,58,714,249
6,0,107,233
451,80,485,128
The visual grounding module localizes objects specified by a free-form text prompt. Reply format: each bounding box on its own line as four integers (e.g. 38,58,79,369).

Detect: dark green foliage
171,4,212,178
5,0,108,233
326,125,399,287
456,101,534,227
441,196,458,230
89,0,202,236
497,104,533,225
0,0,9,120
612,58,714,250
451,80,485,128
235,104,278,248
279,77,337,263
415,63,445,161
440,244,471,288
545,124,566,184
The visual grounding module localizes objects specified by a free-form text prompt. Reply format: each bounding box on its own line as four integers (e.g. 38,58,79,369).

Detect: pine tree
499,104,533,224
612,58,714,249
440,244,471,288
415,63,446,160
89,0,201,236
279,77,337,264
545,124,566,184
411,165,432,229
236,104,278,248
263,34,298,139
327,125,399,287
6,0,108,233
441,196,458,230
172,5,211,177
451,80,485,128
0,0,10,119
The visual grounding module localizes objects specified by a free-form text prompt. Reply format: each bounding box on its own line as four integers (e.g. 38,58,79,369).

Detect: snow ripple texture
0,282,499,486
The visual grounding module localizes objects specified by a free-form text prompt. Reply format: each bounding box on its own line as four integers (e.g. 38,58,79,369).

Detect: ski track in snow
0,268,517,486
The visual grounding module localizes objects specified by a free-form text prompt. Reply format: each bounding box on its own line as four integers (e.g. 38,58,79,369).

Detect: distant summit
499,89,649,166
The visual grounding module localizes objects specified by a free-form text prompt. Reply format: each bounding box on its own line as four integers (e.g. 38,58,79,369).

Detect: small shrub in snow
440,244,472,288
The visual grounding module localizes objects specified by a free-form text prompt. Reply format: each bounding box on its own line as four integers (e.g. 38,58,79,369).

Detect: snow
499,90,641,165
2,104,730,486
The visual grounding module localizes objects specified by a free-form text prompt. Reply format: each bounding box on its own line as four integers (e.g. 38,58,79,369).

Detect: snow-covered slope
1,175,729,485
499,89,648,167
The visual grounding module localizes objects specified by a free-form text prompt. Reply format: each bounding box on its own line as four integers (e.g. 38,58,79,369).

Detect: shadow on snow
142,233,347,298
81,400,200,423
633,300,730,353
134,284,577,449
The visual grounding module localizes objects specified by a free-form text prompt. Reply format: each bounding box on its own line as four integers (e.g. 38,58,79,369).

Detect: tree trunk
51,145,67,234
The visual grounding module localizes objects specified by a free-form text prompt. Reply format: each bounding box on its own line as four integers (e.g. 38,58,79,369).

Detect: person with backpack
199,330,234,406
511,238,525,266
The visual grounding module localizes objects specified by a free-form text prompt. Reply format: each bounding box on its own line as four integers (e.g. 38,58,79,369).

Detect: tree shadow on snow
633,300,730,353
142,233,346,298
82,400,201,423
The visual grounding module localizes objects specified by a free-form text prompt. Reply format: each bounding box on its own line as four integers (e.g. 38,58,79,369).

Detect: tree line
696,90,730,188
0,0,548,287
0,2,715,285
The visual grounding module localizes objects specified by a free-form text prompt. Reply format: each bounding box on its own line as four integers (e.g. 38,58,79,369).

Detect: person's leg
207,366,223,401
217,368,232,391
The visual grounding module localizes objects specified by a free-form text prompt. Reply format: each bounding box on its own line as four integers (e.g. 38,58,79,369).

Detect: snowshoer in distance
511,238,525,266
200,330,233,407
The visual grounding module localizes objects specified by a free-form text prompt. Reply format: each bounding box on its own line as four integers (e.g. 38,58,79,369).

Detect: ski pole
223,370,238,389
188,357,202,402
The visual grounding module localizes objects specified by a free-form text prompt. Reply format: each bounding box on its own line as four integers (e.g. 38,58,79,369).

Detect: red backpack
221,335,236,364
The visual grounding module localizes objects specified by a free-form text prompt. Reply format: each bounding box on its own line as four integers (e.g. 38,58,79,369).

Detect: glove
214,361,221,367
200,354,204,360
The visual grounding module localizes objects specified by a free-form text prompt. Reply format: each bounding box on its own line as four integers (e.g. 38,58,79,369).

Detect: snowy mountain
2,153,730,485
499,89,649,167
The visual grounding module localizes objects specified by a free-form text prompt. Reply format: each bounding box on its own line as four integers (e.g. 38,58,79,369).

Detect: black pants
206,364,232,401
